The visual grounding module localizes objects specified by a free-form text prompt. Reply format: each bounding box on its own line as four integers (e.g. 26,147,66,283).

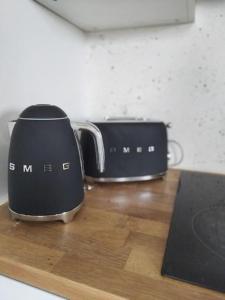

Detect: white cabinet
34,0,196,32
0,275,66,300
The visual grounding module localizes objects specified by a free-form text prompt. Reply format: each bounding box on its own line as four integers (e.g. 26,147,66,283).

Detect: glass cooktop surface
162,171,225,293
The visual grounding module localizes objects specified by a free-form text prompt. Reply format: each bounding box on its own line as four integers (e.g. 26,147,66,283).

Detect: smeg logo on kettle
9,162,70,173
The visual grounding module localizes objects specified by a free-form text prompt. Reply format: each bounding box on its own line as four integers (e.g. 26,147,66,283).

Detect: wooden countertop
0,170,225,300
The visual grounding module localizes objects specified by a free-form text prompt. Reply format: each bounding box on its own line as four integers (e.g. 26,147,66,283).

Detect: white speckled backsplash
84,0,225,174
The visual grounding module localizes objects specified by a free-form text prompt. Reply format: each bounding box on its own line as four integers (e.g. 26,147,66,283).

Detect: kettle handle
71,121,105,173
73,129,85,180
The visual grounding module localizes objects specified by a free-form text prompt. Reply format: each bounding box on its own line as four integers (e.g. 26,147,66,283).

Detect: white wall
84,0,225,174
0,0,86,202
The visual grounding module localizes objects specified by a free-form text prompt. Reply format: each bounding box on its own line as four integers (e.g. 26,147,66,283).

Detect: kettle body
8,105,105,223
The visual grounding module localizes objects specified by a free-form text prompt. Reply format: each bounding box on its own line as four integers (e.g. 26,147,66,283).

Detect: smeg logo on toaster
109,146,155,154
9,162,70,173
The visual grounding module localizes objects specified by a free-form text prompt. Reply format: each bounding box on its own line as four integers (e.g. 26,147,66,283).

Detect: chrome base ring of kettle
86,172,166,183
8,203,83,224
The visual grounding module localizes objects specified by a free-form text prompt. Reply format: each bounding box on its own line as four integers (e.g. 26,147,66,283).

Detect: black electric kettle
8,104,105,223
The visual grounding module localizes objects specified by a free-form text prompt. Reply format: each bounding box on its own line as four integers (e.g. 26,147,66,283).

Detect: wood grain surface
0,170,225,299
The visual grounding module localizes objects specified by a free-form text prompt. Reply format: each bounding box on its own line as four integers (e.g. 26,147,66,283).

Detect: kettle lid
19,104,68,120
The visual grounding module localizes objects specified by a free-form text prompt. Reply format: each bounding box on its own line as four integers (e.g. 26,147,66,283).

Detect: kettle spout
8,120,17,137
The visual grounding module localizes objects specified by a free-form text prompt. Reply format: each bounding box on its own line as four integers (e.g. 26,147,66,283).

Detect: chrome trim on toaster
86,172,166,183
104,117,146,122
8,203,83,224
96,116,161,123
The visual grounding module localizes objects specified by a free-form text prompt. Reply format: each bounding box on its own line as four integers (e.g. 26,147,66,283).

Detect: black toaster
80,118,168,182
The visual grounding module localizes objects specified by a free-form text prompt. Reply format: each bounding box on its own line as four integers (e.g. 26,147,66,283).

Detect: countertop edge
0,256,127,300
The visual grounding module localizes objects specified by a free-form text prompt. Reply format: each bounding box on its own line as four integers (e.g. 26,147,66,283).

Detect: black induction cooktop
162,171,225,293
